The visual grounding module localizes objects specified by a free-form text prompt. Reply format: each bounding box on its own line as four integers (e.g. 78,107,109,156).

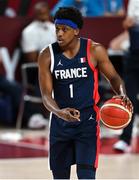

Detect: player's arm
90,42,125,95
90,42,133,110
38,47,80,122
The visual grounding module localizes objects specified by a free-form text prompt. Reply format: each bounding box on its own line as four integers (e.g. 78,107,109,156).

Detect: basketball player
38,7,133,179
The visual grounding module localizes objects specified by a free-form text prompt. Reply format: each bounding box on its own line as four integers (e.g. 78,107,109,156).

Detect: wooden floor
0,155,139,179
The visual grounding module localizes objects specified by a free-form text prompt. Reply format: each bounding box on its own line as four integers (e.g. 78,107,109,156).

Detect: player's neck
63,38,80,59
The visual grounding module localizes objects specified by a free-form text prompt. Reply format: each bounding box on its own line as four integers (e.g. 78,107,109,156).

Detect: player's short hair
54,7,83,29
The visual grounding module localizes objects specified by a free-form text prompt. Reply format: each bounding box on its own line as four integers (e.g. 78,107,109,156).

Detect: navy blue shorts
49,108,99,170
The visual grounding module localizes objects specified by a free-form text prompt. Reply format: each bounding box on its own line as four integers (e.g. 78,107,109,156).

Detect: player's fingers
129,101,133,113
73,109,80,117
67,107,79,112
112,96,133,113
113,95,123,99
123,98,133,113
121,96,130,106
131,105,134,113
67,112,80,121
113,95,126,106
64,108,80,121
67,108,80,117
69,113,80,121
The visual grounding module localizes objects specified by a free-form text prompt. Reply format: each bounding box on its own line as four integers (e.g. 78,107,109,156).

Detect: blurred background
0,0,139,179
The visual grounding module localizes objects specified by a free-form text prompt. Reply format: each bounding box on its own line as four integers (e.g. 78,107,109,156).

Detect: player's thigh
49,139,75,170
75,120,98,166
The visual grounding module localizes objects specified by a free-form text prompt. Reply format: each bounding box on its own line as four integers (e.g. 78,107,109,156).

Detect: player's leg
52,167,71,179
75,113,99,179
49,114,77,179
77,164,96,179
50,138,75,179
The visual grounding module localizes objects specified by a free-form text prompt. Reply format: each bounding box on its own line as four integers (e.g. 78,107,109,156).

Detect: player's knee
77,164,96,179
52,167,71,179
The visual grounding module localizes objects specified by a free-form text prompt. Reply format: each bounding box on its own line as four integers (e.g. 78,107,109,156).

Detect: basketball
100,97,132,130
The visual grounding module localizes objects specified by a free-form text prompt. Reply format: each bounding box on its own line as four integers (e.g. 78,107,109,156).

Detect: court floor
0,155,139,179
0,119,139,179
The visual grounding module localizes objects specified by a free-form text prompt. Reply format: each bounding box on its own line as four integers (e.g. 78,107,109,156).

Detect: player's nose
57,29,64,37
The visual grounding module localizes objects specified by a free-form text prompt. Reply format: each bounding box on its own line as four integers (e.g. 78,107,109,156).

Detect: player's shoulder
39,46,50,57
38,46,51,67
39,41,55,56
88,39,108,60
90,40,102,48
90,39,107,53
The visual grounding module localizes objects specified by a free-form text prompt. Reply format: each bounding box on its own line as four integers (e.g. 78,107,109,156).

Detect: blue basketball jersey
49,38,100,111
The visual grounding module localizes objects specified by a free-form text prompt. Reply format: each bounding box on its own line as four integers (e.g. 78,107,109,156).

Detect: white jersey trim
49,44,54,73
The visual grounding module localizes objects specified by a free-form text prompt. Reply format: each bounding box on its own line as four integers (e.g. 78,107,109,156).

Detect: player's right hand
56,108,80,122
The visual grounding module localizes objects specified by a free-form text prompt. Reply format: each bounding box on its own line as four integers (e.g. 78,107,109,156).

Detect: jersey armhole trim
49,44,54,73
87,39,96,71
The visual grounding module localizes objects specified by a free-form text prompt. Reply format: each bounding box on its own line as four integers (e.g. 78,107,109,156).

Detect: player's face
55,24,79,47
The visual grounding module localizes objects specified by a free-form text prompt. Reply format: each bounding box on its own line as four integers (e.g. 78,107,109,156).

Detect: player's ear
74,29,79,35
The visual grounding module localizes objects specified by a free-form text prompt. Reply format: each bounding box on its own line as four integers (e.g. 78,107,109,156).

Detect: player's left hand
112,95,133,113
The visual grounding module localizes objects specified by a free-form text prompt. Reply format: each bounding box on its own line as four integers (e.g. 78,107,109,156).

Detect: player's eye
56,27,59,32
62,27,68,32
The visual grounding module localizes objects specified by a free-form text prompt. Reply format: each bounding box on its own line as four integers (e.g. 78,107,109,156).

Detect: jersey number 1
69,84,73,98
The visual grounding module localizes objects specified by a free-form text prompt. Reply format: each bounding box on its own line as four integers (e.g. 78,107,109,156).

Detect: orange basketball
100,97,132,130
